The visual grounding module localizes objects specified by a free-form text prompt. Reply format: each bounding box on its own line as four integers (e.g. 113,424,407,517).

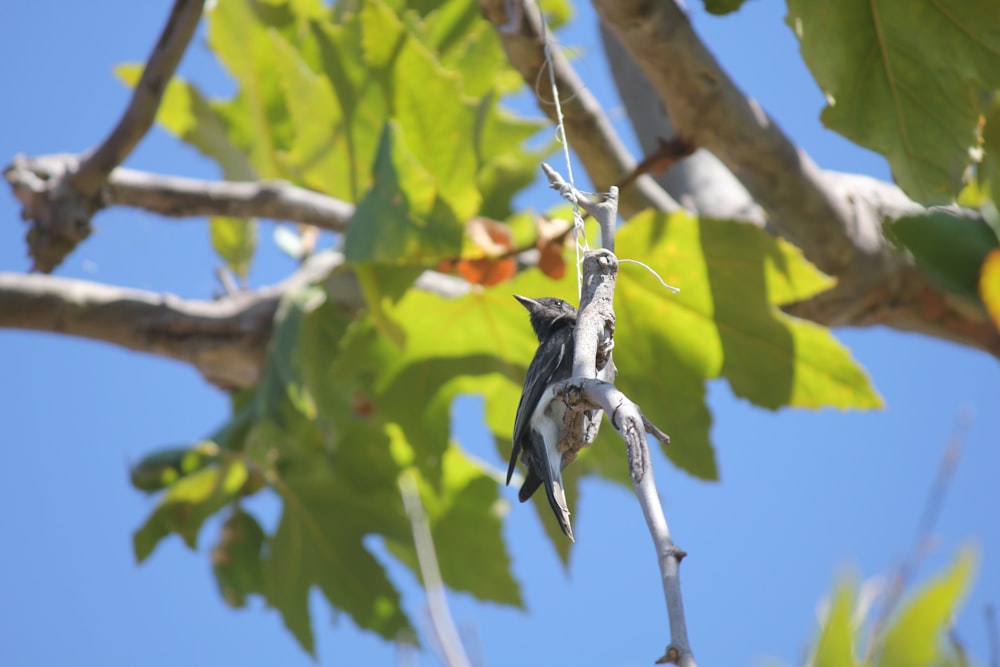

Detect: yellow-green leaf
876,545,978,667
786,1,1000,203
343,122,463,264
813,581,859,667
981,248,1000,332
133,460,249,562
210,216,258,278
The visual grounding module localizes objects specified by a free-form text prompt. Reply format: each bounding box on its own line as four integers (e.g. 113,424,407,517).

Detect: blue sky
1,2,997,666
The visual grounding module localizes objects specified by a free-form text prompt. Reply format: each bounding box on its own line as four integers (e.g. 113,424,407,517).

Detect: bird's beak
513,294,540,311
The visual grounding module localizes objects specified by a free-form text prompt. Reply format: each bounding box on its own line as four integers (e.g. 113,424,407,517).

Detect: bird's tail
519,466,574,541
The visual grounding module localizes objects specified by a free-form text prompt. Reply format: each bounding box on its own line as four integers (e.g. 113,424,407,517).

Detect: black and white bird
508,294,580,541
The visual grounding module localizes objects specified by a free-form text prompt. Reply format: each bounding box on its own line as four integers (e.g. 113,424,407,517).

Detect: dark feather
508,295,578,540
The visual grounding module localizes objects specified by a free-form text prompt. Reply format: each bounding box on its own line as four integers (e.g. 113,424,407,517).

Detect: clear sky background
1,2,997,666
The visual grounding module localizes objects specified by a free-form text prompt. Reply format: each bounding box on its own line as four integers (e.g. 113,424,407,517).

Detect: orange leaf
538,241,566,280
455,257,518,286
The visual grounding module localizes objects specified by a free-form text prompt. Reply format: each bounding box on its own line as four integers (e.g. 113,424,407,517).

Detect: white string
536,7,677,300
538,5,588,298
619,258,681,293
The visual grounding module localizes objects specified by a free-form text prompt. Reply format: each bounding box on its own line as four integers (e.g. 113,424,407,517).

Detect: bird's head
513,295,577,341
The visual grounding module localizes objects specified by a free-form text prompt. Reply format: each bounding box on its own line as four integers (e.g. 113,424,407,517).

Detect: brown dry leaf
455,256,518,286
537,241,567,280
436,258,457,273
535,215,570,280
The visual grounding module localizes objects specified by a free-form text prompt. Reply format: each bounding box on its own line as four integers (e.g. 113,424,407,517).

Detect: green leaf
353,263,423,348
876,545,978,667
270,21,385,202
887,210,999,303
244,285,333,467
343,122,463,264
207,0,294,178
419,3,523,97
264,466,412,655
360,2,480,219
786,1,1000,203
697,217,882,410
703,0,748,16
133,460,249,563
474,94,550,219
615,211,881,478
114,65,256,180
813,581,859,667
212,509,266,608
210,217,258,278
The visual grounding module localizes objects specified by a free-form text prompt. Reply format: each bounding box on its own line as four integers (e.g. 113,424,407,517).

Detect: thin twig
399,473,473,667
542,163,619,252
864,410,972,662
616,136,697,193
548,164,696,665
71,0,205,196
986,604,999,667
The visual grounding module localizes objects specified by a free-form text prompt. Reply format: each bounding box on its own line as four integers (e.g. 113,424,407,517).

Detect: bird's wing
507,326,573,485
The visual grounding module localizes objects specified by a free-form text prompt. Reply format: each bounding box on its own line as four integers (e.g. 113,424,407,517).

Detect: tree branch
0,251,474,390
477,0,679,218
545,163,696,665
399,473,474,667
71,0,204,196
106,167,355,232
592,0,864,278
6,158,357,234
599,23,763,223
542,163,619,251
4,0,203,273
592,0,1000,359
0,252,352,389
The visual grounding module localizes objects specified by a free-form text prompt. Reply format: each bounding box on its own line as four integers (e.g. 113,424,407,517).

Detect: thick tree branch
592,0,866,278
0,272,272,389
477,0,679,218
0,252,351,389
592,1,1000,359
599,23,763,223
71,0,204,196
0,252,472,389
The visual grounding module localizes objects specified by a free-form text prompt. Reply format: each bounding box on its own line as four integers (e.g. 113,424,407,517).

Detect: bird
508,294,580,541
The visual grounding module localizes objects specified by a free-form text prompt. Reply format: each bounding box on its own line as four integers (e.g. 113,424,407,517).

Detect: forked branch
4,0,203,272
71,0,204,196
545,165,697,665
